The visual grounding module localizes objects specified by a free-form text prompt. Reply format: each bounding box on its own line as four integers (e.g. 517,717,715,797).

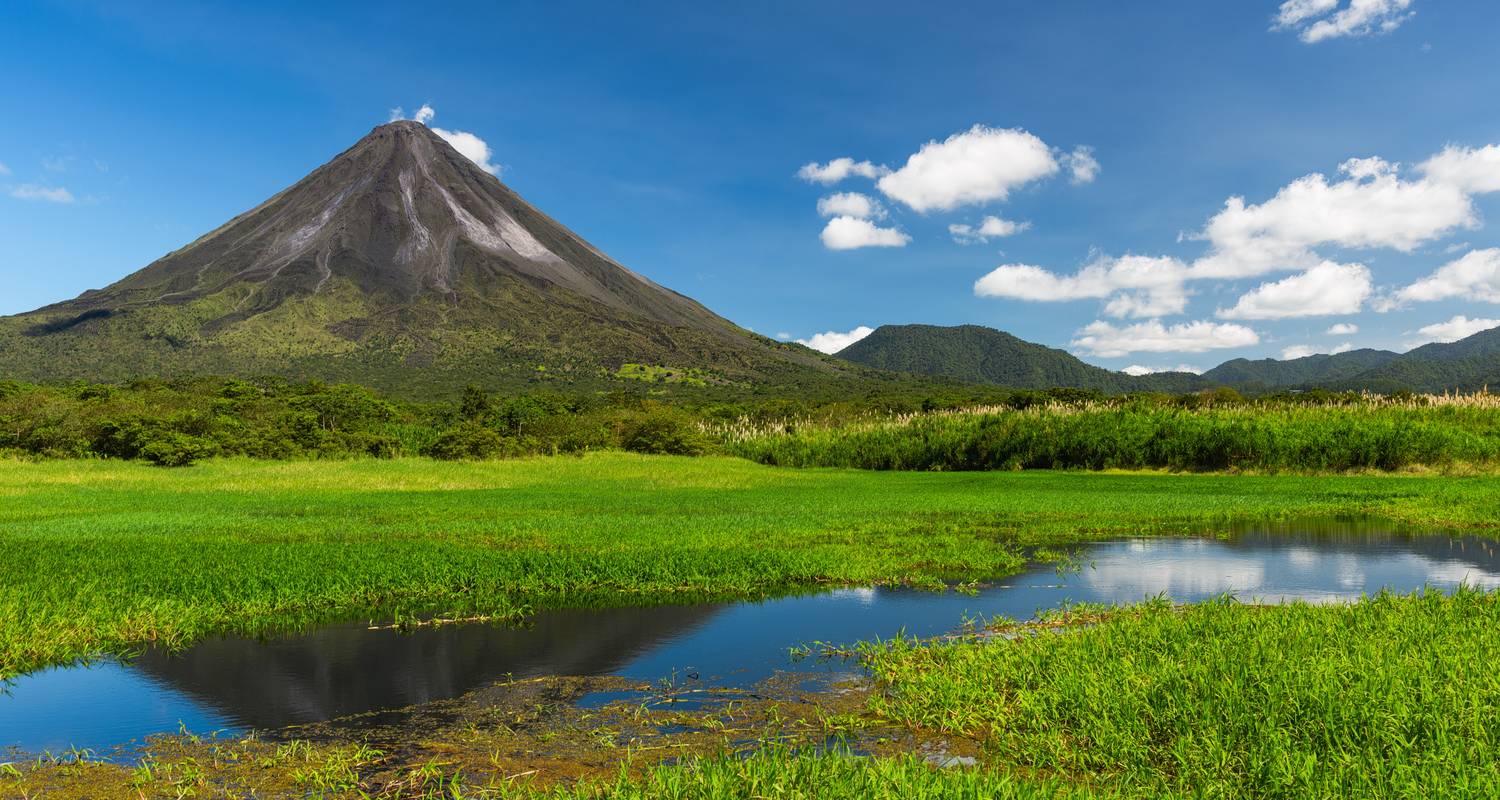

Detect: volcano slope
0,121,848,396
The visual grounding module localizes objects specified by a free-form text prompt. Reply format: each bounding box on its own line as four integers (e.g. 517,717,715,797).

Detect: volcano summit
0,121,837,394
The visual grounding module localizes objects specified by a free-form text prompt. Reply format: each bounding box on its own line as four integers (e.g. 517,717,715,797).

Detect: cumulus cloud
974,141,1500,330
949,215,1031,244
1217,261,1372,319
1063,146,1100,184
392,104,501,176
973,255,1189,318
1406,315,1500,348
1327,322,1360,335
816,192,885,220
1122,364,1204,376
1391,247,1500,306
797,158,889,185
1070,319,1260,357
1274,0,1414,44
8,184,75,203
1419,145,1500,193
796,325,875,354
1282,342,1356,360
820,216,911,250
1190,156,1476,279
876,125,1061,212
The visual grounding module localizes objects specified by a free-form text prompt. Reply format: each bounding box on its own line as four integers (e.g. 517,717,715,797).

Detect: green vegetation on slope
718,395,1500,472
835,322,1500,394
4,454,1500,680
1201,348,1399,390
861,591,1500,798
834,324,1205,393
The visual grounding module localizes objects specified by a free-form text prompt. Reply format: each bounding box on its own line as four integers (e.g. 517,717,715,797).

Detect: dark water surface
4,518,1498,757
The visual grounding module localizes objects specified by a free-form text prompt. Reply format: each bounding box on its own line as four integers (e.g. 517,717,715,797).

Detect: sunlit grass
3,453,1500,679
859,590,1500,798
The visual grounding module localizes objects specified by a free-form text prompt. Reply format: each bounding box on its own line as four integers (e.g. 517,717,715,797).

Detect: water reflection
4,518,1498,757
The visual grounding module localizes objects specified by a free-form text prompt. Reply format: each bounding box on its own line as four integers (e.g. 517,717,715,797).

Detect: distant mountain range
836,324,1500,394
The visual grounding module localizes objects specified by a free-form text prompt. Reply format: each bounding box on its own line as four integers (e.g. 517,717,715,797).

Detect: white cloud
1408,315,1500,347
0,162,10,176
949,215,1031,244
1122,364,1204,376
1190,157,1475,279
796,325,875,354
1070,319,1260,357
774,332,792,341
820,216,911,250
8,184,75,203
876,125,1061,212
797,158,889,185
1406,315,1500,348
1327,322,1360,335
393,104,501,176
1274,0,1414,44
1217,261,1372,319
1419,145,1500,194
973,255,1189,318
430,128,499,176
1281,342,1355,360
1063,145,1100,184
1391,248,1500,305
816,192,885,220
973,141,1500,326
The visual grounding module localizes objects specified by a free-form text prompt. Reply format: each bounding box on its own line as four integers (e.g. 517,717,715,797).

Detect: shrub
621,409,710,456
425,422,511,460
137,432,218,467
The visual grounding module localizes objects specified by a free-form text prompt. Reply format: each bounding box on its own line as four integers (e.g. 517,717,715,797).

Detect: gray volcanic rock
0,121,837,393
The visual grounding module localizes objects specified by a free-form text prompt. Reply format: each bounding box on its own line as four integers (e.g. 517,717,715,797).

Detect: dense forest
4,376,1480,471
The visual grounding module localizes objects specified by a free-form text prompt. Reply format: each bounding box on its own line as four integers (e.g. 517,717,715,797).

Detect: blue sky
3,0,1499,372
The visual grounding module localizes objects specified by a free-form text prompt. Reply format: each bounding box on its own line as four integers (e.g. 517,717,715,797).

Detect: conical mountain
0,121,836,394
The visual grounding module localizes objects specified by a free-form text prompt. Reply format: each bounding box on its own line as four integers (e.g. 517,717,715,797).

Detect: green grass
717,400,1500,472
4,453,1500,680
500,747,1098,799
860,591,1500,798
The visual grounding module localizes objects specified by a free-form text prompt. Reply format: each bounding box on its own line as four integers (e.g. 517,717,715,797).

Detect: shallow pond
4,517,1498,757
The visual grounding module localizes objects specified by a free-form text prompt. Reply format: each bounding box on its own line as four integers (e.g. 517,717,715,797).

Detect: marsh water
5,518,1500,757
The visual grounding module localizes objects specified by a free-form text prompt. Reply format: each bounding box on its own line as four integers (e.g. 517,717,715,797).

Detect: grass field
4,453,1500,680
716,396,1500,472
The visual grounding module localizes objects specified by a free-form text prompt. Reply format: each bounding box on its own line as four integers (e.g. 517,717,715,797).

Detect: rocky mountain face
0,121,835,394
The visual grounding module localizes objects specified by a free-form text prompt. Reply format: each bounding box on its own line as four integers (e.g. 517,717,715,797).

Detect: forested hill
834,324,1208,393
1336,326,1500,393
1201,349,1400,391
836,322,1500,394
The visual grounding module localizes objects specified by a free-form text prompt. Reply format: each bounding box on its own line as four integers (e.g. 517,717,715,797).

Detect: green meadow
6,454,1500,798
4,453,1500,680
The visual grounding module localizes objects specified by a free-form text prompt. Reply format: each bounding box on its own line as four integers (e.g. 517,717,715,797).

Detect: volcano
0,121,836,394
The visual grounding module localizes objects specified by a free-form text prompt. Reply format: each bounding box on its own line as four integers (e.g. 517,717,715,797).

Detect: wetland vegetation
6,454,1500,682
6,385,1500,797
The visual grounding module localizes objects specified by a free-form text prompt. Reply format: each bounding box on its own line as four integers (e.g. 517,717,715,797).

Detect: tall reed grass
712,394,1500,472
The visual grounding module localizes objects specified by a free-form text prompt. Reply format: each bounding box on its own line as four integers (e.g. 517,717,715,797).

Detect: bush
621,409,710,456
424,423,511,460
137,432,217,467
